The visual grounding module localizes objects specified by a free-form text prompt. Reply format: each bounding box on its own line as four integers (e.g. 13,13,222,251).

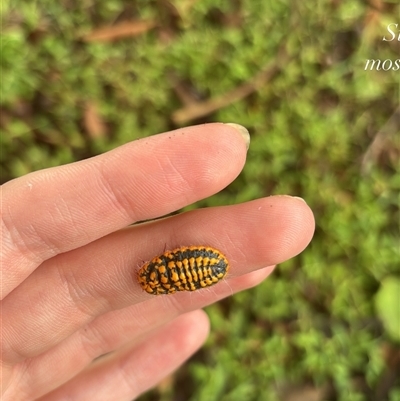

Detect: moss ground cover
2,1,399,400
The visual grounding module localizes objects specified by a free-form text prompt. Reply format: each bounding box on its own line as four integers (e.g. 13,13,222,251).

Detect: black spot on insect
137,246,229,295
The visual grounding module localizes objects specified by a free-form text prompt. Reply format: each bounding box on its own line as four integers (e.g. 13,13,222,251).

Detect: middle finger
2,196,314,365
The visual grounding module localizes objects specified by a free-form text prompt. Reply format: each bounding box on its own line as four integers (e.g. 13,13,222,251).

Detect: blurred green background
1,0,399,400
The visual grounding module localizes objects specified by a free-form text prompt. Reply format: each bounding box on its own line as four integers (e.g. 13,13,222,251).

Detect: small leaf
374,277,400,341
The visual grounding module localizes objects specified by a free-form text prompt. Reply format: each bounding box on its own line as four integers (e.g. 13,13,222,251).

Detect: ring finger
39,310,211,401
19,268,274,400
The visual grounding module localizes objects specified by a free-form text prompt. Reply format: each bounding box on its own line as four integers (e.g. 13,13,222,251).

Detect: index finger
2,123,249,299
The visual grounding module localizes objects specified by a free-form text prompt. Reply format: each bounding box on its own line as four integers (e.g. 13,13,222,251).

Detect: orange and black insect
138,246,229,295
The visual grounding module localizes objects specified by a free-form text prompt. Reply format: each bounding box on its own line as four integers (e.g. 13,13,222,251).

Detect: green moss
2,0,399,399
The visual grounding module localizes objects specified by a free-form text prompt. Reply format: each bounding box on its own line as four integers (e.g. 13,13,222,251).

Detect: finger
14,268,273,400
1,122,248,298
38,310,210,401
2,196,314,364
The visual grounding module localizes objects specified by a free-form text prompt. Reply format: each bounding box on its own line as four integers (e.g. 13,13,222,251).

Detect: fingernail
292,196,306,203
224,123,250,150
276,195,307,203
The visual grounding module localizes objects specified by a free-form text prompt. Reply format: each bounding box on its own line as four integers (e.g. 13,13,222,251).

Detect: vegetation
2,1,399,400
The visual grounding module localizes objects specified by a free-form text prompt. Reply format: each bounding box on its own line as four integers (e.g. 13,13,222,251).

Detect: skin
1,123,315,401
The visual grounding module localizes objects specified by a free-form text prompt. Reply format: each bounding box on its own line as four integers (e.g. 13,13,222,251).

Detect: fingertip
229,265,276,290
223,123,250,150
180,309,210,346
265,195,315,259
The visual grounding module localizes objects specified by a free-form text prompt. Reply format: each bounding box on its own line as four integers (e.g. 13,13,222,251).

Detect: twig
82,20,156,43
361,105,400,175
172,47,290,125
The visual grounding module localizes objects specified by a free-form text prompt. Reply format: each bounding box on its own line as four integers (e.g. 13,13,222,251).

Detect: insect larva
138,246,229,295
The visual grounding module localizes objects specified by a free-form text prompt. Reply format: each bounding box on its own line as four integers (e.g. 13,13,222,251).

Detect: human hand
1,123,315,400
